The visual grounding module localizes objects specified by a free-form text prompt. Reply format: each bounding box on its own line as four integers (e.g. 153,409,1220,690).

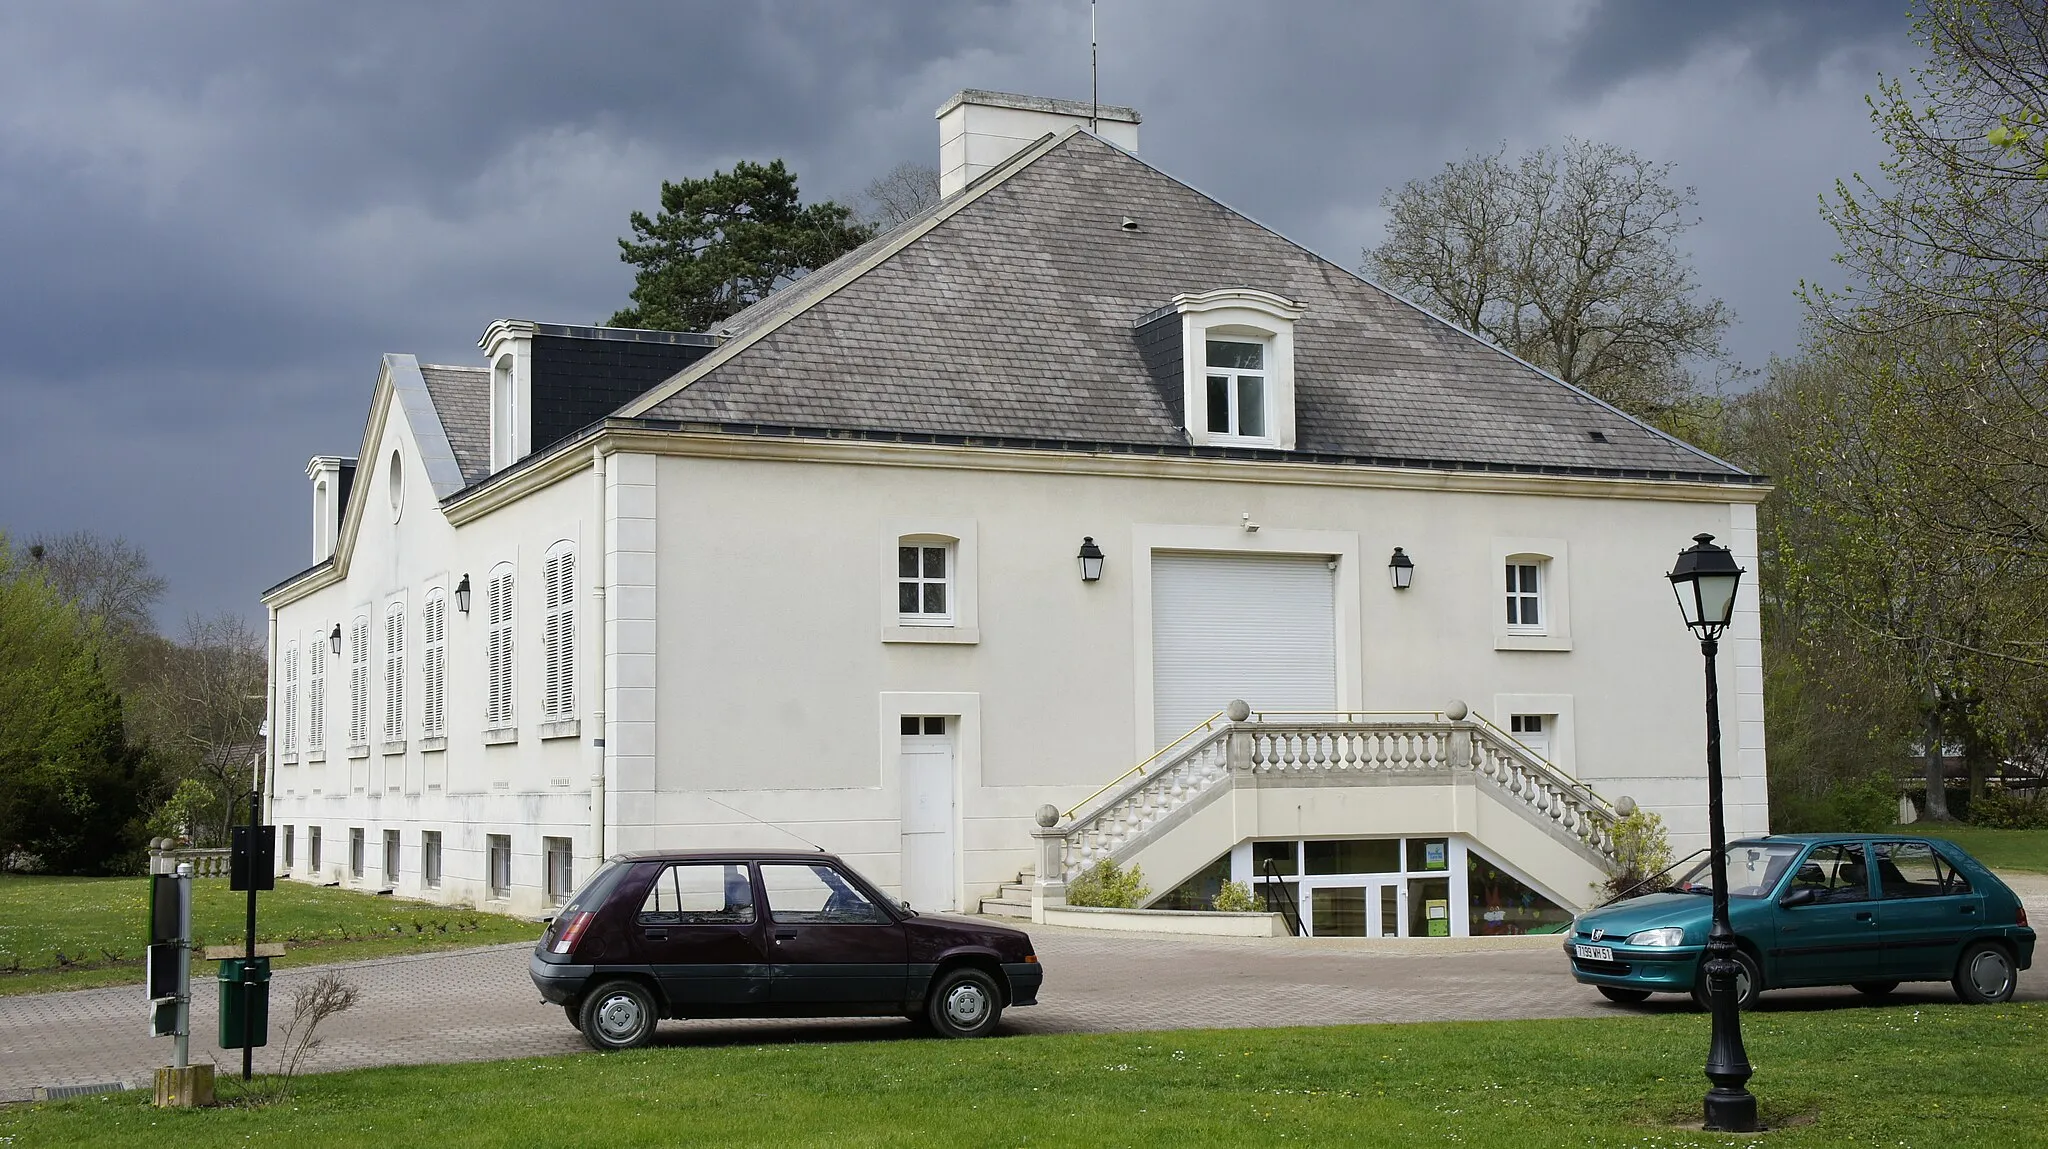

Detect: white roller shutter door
1152,553,1338,748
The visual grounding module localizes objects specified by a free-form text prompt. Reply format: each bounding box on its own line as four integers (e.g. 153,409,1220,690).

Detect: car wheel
1597,986,1652,1004
1851,981,1899,998
578,979,659,1051
925,967,1004,1039
1690,949,1760,1012
1953,942,2017,1004
565,1003,583,1032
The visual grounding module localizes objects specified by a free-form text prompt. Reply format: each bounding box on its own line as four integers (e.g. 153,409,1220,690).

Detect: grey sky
0,1,1913,627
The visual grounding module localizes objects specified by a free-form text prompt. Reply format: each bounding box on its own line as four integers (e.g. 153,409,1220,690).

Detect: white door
1509,714,1552,762
899,719,956,912
1152,553,1338,747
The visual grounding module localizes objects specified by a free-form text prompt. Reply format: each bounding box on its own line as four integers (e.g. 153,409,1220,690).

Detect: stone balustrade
147,839,232,879
1036,699,1619,896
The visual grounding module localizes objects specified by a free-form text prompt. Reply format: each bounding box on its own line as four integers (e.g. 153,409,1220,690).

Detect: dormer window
1205,339,1270,442
1137,288,1304,451
479,320,536,473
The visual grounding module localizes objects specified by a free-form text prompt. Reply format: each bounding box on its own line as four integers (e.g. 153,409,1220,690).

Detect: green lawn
5,1004,2044,1147
1917,826,2048,875
0,876,542,995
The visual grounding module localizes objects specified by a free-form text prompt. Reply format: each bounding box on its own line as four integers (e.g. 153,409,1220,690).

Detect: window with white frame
897,541,953,624
422,830,442,888
349,827,365,878
348,616,369,747
383,829,401,887
544,836,574,905
383,602,405,742
282,825,294,869
486,565,515,729
487,834,512,898
281,642,298,755
542,545,575,718
1505,560,1544,633
309,825,322,872
1204,338,1270,442
491,355,518,471
422,591,446,738
307,644,325,751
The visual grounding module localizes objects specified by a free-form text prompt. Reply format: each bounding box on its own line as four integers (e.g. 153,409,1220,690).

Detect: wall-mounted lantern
328,623,342,656
455,574,472,615
1077,537,1105,582
1388,547,1415,590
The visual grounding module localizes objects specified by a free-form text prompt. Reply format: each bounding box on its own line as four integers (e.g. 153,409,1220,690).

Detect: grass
1916,826,2048,875
4,1004,2045,1146
0,876,542,996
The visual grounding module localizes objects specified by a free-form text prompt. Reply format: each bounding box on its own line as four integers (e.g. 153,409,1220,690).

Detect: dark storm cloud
1565,0,1901,91
0,2,1923,626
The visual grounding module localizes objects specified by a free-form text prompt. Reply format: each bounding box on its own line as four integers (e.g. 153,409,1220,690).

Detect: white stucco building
262,91,1769,936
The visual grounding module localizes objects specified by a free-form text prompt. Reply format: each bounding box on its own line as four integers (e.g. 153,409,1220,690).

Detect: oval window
389,450,404,520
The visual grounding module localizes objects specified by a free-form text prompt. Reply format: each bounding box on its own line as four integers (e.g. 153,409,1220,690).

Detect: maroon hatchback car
530,849,1043,1049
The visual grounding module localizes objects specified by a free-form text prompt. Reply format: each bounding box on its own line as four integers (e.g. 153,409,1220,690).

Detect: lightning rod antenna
1090,0,1099,133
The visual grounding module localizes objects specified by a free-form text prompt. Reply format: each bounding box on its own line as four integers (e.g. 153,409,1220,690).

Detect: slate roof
639,132,1746,480
418,364,491,486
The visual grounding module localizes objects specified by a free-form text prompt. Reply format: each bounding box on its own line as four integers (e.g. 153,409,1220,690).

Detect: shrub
1772,775,1901,834
1970,791,2048,830
1065,858,1151,909
1212,880,1257,913
1602,810,1673,901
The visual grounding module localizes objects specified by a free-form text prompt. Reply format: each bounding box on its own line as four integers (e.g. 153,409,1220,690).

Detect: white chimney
936,90,1140,197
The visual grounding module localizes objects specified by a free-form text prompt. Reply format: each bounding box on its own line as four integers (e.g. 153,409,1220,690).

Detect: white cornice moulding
1171,288,1306,321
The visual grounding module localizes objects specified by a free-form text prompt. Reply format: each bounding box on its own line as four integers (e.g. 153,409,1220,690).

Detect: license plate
1574,944,1614,962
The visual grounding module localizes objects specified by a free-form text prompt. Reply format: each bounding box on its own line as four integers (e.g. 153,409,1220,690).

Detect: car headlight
1625,927,1686,947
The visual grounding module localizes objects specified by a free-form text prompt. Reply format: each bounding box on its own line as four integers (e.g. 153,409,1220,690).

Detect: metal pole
174,862,191,1070
1090,0,1098,133
243,788,259,1081
1699,635,1757,1131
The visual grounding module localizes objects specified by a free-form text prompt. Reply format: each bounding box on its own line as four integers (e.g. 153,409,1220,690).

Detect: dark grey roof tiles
642,133,1743,479
419,364,491,485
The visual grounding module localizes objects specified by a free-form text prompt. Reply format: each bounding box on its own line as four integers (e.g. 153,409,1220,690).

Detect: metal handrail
1249,710,1446,719
1061,709,1227,821
1465,713,1618,819
1260,857,1305,937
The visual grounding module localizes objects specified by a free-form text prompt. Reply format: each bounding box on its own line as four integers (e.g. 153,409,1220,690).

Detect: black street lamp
328,624,342,657
1388,547,1415,590
455,573,472,614
1666,532,1755,1133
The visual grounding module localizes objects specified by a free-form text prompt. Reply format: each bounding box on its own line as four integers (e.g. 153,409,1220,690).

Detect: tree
0,536,156,873
610,159,873,333
858,161,942,229
1364,140,1735,431
20,531,164,640
129,612,268,845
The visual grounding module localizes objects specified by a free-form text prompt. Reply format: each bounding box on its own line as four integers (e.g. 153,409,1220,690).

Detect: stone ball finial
1227,699,1251,722
1616,795,1638,816
1034,804,1061,828
1444,700,1468,721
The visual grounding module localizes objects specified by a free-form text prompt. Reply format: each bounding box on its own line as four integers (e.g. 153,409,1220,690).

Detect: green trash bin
217,956,271,1048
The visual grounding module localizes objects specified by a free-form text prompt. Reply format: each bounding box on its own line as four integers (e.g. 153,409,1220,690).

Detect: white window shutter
541,550,575,718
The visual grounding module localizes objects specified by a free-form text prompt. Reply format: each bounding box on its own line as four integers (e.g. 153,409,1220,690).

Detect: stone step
978,896,1032,918
1000,882,1033,900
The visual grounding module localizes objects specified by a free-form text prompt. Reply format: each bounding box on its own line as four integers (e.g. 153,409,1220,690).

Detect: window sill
539,718,581,741
381,741,406,756
483,727,519,746
281,753,298,766
347,745,370,760
1495,633,1572,652
419,736,448,753
883,625,980,645
306,750,326,764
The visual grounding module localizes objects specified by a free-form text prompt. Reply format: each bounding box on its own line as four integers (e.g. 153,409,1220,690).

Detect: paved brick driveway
3,873,2041,1103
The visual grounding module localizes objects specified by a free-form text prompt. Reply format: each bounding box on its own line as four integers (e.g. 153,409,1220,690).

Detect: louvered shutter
543,550,575,717
282,644,297,753
308,646,324,749
422,595,445,737
1150,553,1338,747
384,607,404,742
349,618,369,745
487,570,514,727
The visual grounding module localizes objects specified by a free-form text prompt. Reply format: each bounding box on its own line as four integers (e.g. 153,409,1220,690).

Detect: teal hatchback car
1566,834,2035,1008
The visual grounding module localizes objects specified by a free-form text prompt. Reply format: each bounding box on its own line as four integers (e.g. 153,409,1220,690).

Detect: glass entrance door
1304,881,1402,937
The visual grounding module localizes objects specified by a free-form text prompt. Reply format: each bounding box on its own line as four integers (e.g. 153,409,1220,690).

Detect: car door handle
643,930,669,941
774,929,798,941
1854,912,1873,922
1960,904,1976,914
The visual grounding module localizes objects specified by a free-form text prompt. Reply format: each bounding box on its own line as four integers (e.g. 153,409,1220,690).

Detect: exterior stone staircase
978,867,1035,918
1019,700,1623,919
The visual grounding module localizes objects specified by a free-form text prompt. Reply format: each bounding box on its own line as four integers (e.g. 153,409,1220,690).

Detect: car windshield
1671,843,1803,898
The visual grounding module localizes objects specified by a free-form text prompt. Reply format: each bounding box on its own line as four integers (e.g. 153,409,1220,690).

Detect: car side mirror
899,899,914,913
1779,887,1816,909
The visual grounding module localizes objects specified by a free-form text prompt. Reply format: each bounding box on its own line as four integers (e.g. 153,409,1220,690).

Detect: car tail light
551,910,595,955
2020,906,2029,928
1023,954,1038,964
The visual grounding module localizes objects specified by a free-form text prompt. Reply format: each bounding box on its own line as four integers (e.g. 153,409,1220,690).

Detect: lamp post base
1704,1085,1759,1132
